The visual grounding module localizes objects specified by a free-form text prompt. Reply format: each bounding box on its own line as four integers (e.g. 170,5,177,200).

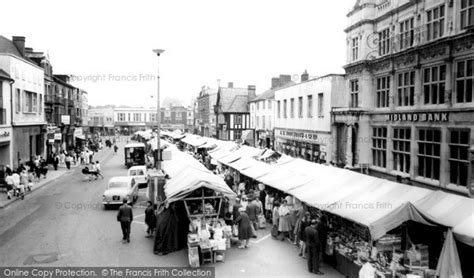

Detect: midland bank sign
385,112,449,122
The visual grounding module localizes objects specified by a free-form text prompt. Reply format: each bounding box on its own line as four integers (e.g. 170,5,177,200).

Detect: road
0,139,342,277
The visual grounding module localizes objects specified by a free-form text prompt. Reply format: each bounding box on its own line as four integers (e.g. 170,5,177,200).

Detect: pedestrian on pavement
144,201,156,238
232,198,242,236
5,172,15,199
95,161,104,179
59,152,66,167
19,170,29,200
305,219,323,275
12,171,21,198
53,154,59,171
113,145,118,154
271,201,280,238
234,207,252,249
117,198,133,243
65,154,72,170
265,192,274,223
298,212,311,258
278,199,292,242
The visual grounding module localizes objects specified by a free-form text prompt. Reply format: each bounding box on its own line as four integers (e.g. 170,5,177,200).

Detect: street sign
61,115,70,125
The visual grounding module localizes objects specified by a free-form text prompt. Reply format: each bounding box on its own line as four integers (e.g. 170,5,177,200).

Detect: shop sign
74,128,83,137
54,133,62,140
386,112,449,122
276,128,319,142
61,115,70,125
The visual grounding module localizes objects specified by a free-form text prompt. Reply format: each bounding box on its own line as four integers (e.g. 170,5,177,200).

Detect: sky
1,0,355,107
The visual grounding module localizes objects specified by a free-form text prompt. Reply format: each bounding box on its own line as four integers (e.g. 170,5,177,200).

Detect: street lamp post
152,49,164,171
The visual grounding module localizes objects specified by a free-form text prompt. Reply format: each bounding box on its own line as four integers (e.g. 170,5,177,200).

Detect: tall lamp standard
152,49,164,171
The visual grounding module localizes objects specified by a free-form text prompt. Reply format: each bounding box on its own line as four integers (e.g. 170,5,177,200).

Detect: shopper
298,212,311,258
278,199,292,241
271,201,280,238
234,207,252,249
305,219,323,275
95,161,104,179
232,198,242,236
53,154,59,171
19,170,29,200
144,201,156,238
246,196,260,233
113,144,118,154
65,154,72,170
5,172,14,199
265,192,274,223
117,198,133,243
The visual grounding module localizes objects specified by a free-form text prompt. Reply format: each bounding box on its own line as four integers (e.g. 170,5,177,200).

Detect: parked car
102,176,138,208
127,165,148,188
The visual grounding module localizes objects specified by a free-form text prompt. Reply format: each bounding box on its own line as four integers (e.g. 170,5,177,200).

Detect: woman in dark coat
234,207,252,249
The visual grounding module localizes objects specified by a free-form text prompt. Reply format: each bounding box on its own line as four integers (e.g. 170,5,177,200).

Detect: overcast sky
2,0,355,107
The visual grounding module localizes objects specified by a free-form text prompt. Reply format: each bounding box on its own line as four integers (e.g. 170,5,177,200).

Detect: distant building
88,106,115,136
275,73,345,163
196,86,218,137
250,74,294,149
0,36,46,168
215,82,256,143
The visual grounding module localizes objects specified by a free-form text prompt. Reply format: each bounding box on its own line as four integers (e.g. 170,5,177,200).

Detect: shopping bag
258,215,266,229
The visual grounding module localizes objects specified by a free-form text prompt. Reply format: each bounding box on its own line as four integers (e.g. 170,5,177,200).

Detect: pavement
0,139,343,277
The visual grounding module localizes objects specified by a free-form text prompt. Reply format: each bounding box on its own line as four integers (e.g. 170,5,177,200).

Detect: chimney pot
301,70,309,82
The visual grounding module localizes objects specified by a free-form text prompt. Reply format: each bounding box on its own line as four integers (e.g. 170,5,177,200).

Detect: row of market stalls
168,132,474,277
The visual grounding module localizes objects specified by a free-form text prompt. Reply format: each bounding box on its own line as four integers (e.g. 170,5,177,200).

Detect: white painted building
0,36,46,167
274,74,345,163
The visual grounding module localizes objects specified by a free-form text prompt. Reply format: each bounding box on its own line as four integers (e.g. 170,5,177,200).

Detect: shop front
12,125,45,168
256,130,273,149
368,110,474,197
274,128,331,163
0,126,12,166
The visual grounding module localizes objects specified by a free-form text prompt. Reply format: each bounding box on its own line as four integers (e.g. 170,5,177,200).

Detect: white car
102,176,138,208
127,165,148,188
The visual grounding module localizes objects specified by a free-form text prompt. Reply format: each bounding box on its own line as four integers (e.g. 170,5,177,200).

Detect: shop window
393,127,411,174
234,130,242,141
397,71,415,106
400,18,414,50
426,5,445,41
423,65,446,104
461,0,474,29
417,129,441,181
298,97,303,118
372,127,387,168
456,59,473,103
449,130,470,187
350,80,359,108
378,28,390,56
307,95,313,118
376,76,390,108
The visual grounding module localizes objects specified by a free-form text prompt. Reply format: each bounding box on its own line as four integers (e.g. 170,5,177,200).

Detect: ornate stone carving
420,45,447,60
454,35,474,53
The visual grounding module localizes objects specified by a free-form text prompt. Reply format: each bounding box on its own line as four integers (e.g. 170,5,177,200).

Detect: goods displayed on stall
183,188,232,267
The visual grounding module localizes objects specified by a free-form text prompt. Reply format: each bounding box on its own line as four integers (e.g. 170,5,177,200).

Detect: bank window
376,76,390,108
418,129,441,181
350,80,359,108
352,37,359,61
277,101,281,118
283,100,287,118
461,0,474,29
423,65,446,104
15,88,21,113
456,59,473,103
449,130,470,187
378,28,390,56
372,127,387,168
393,128,411,174
397,71,415,106
290,98,295,118
318,93,324,117
400,18,414,50
298,97,303,118
426,5,445,41
307,95,313,118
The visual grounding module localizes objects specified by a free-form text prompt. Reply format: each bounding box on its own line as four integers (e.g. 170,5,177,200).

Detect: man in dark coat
117,198,133,243
144,201,156,238
305,219,323,275
234,207,252,248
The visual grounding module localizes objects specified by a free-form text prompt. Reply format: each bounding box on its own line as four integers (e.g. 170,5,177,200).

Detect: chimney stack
271,77,279,89
228,82,233,88
12,36,26,56
248,85,256,101
301,70,309,82
279,75,292,86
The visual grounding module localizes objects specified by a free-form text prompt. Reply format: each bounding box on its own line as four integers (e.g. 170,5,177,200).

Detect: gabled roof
0,36,23,58
217,87,249,113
